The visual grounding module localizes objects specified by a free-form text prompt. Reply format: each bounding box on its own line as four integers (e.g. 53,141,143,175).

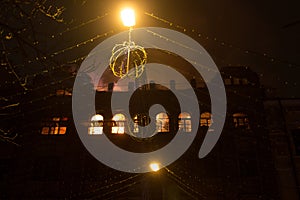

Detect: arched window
112,113,126,134
89,114,104,135
178,112,192,132
156,113,170,132
200,112,212,127
233,113,250,129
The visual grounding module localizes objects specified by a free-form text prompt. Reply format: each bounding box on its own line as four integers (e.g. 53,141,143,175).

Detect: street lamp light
109,7,146,79
120,8,136,27
149,162,160,172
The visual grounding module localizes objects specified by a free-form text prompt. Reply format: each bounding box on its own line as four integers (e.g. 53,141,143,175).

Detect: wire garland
109,28,147,79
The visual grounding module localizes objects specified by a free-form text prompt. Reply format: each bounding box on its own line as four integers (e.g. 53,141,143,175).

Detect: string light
1,40,28,91
3,9,293,103
0,6,294,200
70,174,142,198
1,3,291,148
165,167,207,199
4,29,114,74
144,12,300,68
51,30,114,56
1,74,74,103
52,13,109,38
1,8,111,100
0,130,20,147
110,8,147,79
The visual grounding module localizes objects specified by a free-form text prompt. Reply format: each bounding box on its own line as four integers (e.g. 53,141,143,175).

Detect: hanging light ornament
110,8,147,79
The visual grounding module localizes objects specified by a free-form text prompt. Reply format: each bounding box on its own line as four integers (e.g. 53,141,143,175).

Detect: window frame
112,113,126,134
41,117,68,135
178,112,192,132
233,113,250,129
88,114,104,135
200,112,212,127
156,112,170,133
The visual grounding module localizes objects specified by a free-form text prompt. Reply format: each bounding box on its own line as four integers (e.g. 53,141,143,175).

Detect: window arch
178,112,192,132
200,112,212,127
233,113,250,129
112,113,126,134
91,114,104,121
156,113,170,132
89,114,104,135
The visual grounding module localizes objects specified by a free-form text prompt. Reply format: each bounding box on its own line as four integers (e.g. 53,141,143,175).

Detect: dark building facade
1,66,281,199
264,99,300,200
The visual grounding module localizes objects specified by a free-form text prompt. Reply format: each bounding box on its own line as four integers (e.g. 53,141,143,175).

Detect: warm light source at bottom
149,162,160,172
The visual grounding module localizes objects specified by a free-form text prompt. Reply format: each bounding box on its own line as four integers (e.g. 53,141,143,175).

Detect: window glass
133,115,139,133
41,117,68,135
200,112,212,127
178,112,192,132
156,113,170,132
233,113,250,129
89,114,104,135
112,114,126,134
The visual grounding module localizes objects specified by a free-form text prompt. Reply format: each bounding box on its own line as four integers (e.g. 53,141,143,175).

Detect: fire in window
41,117,68,135
156,113,169,132
178,112,192,132
88,114,104,135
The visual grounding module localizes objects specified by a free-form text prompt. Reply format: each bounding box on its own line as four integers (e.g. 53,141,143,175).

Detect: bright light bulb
149,162,160,172
121,8,136,27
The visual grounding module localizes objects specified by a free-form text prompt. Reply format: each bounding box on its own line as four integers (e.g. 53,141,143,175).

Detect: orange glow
56,89,65,96
120,8,135,27
200,112,212,127
59,127,67,134
61,117,68,121
52,117,60,121
41,127,49,135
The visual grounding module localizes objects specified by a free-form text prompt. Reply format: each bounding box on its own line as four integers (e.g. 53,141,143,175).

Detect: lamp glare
121,8,136,27
149,162,160,172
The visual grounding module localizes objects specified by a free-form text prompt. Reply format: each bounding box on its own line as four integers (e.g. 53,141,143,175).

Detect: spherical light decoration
109,41,147,79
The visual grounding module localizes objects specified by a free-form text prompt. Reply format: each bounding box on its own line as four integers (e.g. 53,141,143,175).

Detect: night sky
1,1,300,198
1,0,300,98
